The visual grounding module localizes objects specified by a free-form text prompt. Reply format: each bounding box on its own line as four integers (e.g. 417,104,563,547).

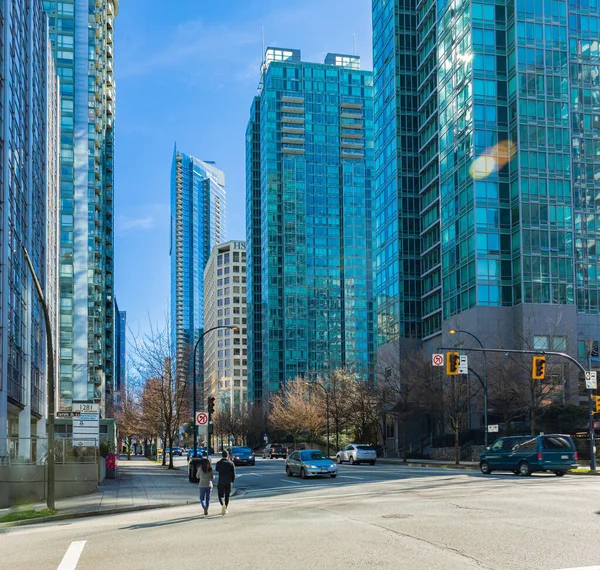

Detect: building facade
373,0,600,402
170,148,226,406
113,300,126,412
0,0,60,449
203,241,248,415
246,48,375,403
42,0,117,417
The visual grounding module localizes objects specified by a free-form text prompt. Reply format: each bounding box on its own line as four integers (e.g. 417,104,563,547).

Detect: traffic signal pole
439,346,596,471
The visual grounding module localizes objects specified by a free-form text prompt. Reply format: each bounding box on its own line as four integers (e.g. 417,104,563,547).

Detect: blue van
479,434,578,476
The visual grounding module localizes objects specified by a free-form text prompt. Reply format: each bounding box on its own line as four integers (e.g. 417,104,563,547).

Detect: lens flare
470,140,516,180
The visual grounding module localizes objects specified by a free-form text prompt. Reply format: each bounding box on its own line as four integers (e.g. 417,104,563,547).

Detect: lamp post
191,325,238,459
449,329,489,448
306,381,330,457
22,246,55,510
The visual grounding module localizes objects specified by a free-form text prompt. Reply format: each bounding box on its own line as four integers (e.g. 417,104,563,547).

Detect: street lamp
22,247,56,510
306,381,330,457
449,329,489,448
192,325,239,459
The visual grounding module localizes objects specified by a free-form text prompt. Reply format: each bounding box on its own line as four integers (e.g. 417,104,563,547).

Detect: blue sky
114,0,373,337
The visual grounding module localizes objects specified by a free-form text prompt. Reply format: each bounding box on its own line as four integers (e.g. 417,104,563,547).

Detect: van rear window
542,436,574,449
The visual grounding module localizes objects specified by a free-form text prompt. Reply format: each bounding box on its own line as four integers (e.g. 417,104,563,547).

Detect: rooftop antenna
353,32,356,55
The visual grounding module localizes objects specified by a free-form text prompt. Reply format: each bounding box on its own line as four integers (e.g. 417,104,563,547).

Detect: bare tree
114,385,142,461
346,380,380,445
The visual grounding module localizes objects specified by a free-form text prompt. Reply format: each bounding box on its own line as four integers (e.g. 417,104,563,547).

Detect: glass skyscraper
170,147,226,401
42,0,118,416
373,0,600,398
0,0,60,447
246,48,375,404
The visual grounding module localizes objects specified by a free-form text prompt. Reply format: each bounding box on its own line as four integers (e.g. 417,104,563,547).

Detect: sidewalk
0,455,200,527
378,458,478,470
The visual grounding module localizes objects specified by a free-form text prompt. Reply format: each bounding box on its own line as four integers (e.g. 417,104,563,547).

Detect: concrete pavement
2,463,600,570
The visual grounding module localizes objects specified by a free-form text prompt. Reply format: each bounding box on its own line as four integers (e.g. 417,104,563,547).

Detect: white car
336,444,377,465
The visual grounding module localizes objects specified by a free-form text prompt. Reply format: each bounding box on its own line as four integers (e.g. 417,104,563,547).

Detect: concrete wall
0,463,98,508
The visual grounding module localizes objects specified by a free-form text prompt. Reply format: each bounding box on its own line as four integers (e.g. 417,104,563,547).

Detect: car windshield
232,447,251,453
301,451,327,461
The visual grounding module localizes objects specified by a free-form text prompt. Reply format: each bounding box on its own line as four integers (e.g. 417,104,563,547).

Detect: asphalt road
3,458,600,570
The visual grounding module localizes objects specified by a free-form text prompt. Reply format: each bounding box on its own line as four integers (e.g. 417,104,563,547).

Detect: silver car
336,444,377,465
285,450,338,479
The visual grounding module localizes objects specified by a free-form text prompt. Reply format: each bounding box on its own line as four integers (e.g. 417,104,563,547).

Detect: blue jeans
199,487,212,510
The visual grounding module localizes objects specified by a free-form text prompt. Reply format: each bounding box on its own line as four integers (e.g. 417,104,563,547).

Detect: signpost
458,355,469,374
585,371,597,390
488,424,499,433
72,403,99,447
432,353,444,367
195,412,208,426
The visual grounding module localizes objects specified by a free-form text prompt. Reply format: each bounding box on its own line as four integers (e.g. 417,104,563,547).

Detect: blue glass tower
246,48,375,403
170,147,226,401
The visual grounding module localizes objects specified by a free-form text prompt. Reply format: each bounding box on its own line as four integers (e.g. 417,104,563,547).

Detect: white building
203,241,248,415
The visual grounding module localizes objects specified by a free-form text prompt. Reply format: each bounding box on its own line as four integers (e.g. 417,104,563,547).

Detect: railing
0,438,98,466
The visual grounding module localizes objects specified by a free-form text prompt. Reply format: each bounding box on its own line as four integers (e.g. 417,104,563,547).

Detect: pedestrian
215,450,236,516
197,458,214,516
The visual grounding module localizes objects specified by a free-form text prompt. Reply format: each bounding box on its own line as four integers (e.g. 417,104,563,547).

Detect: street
2,458,600,570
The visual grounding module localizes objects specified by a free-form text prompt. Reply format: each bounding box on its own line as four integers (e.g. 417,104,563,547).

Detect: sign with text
73,407,99,447
585,371,597,390
458,355,469,375
488,424,499,433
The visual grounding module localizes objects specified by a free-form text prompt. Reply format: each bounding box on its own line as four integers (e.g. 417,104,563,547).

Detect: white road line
338,475,365,480
280,478,301,484
556,567,600,570
57,541,86,570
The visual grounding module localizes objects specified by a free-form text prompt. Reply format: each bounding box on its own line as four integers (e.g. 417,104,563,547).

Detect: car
285,449,338,479
228,446,256,466
171,446,182,456
336,444,377,465
479,434,579,476
187,447,208,461
262,443,288,459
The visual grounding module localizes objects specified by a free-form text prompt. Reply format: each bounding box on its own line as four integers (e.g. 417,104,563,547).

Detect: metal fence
0,438,98,466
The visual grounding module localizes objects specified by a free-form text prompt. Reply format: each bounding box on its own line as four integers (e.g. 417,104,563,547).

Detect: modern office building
42,0,117,416
170,148,226,406
113,300,126,412
0,0,60,447
373,0,600,400
246,48,375,403
203,241,248,415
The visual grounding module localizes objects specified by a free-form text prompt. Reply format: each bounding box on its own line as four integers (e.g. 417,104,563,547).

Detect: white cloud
117,215,156,232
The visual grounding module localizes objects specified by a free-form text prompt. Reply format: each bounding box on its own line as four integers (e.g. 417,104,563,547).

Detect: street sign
56,411,80,418
585,371,597,390
73,407,98,447
458,355,468,374
432,353,444,367
195,412,208,426
264,433,268,442
488,424,499,433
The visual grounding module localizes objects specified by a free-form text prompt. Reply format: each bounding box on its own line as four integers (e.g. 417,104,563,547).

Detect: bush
99,440,116,458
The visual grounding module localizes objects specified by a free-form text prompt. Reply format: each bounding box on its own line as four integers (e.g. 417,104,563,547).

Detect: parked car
262,443,288,459
336,444,377,465
228,446,256,466
171,446,182,456
285,449,338,479
479,434,579,476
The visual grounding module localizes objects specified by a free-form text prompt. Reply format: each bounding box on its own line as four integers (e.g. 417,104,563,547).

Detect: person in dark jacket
215,450,236,515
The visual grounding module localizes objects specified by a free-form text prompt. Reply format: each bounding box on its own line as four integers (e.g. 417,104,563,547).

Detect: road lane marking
280,478,301,484
57,541,86,570
556,567,600,570
338,475,365,480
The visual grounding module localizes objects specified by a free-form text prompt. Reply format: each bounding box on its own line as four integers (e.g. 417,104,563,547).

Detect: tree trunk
126,437,131,461
454,431,460,465
168,435,174,469
161,432,167,465
402,418,408,464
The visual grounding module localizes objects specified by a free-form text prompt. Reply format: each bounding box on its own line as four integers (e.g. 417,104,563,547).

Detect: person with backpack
215,450,236,515
196,458,214,516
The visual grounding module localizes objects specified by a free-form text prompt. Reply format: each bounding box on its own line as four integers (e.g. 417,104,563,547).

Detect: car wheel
350,457,356,465
301,468,307,479
554,470,566,477
286,466,293,477
370,461,376,466
330,474,337,478
283,455,287,460
518,461,532,476
336,456,342,464
480,461,492,475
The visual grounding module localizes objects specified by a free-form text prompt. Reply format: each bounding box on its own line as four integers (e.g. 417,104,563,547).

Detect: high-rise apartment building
170,148,226,404
203,241,248,414
113,300,126,412
0,0,60,446
246,48,375,403
373,0,600,398
43,0,118,416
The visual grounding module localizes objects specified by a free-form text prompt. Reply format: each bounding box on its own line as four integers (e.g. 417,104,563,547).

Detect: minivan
479,434,578,476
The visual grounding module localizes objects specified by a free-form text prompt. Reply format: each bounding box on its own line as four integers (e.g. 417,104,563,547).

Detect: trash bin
189,457,205,483
106,453,119,479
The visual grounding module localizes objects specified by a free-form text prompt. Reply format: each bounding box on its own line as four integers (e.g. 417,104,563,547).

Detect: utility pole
23,247,55,509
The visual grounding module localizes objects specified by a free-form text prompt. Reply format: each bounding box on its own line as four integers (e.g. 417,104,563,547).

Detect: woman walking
197,458,214,516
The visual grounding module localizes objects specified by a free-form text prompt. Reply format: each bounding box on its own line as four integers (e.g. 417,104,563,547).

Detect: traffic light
207,396,215,415
447,352,459,375
593,395,600,414
532,356,546,379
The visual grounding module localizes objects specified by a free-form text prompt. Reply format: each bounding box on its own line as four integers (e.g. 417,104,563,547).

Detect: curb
0,500,198,530
377,460,478,471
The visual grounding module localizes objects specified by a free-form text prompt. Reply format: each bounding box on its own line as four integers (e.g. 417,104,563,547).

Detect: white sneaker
221,505,226,516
